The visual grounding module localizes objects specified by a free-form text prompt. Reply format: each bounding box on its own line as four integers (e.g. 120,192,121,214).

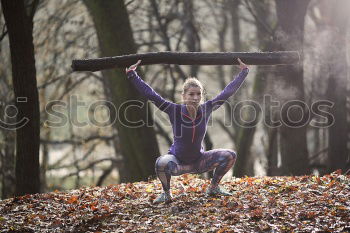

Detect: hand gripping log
71,51,300,72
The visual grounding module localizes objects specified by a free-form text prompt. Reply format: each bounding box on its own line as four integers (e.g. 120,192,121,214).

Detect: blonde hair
182,77,203,94
182,77,205,103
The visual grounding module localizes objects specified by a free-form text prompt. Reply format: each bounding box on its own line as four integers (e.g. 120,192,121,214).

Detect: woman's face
182,86,202,107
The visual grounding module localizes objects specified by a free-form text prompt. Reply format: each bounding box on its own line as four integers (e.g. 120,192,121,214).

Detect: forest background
0,0,349,199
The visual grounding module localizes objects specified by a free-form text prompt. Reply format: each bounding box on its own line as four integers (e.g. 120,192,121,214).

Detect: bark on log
71,51,300,72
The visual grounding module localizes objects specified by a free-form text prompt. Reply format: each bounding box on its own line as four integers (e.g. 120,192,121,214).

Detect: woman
126,58,249,204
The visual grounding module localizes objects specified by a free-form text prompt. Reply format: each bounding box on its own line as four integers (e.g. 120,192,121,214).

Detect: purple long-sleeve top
127,68,249,164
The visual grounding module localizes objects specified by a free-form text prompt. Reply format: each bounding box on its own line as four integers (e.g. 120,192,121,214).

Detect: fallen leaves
67,195,78,204
0,172,349,232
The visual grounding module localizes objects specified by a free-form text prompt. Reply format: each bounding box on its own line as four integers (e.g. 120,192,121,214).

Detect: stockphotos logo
0,95,334,130
0,97,29,130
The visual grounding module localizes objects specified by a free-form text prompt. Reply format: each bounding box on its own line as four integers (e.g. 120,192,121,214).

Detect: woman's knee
155,154,177,171
225,149,237,161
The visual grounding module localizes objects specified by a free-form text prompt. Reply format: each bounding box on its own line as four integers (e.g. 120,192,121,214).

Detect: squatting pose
126,58,249,204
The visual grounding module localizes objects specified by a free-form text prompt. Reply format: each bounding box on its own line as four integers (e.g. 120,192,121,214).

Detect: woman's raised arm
126,60,174,114
206,58,249,111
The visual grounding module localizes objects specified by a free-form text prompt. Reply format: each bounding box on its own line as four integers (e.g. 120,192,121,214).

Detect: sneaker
206,186,232,196
153,192,172,204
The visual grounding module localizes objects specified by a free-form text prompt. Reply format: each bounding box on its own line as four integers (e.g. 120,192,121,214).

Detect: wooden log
71,51,300,72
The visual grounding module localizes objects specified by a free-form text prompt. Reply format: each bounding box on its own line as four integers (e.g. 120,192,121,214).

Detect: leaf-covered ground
1,172,349,233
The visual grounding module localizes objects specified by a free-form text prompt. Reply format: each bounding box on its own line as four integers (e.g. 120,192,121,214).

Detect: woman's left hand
125,60,141,73
237,58,248,70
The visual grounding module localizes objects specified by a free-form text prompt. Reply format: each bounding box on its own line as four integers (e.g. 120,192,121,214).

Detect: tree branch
96,162,114,186
0,26,7,42
61,158,121,179
40,134,116,146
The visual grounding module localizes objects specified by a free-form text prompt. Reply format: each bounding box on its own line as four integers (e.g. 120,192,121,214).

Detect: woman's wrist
126,69,135,74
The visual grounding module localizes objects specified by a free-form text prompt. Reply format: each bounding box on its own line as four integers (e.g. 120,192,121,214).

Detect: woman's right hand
237,58,248,70
125,60,141,73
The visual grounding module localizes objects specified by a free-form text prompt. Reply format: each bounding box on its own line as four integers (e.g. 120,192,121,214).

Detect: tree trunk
72,51,300,72
1,125,16,199
183,0,201,76
227,0,243,135
0,52,16,199
39,86,49,193
1,0,40,195
275,0,310,176
234,71,266,177
83,0,160,182
233,0,274,177
266,127,279,175
217,1,237,144
322,0,349,173
228,0,241,52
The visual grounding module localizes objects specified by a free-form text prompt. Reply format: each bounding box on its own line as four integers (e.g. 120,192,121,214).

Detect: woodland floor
0,171,349,233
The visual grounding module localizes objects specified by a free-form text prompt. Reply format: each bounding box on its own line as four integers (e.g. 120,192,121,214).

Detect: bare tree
1,0,40,195
83,0,162,182
274,0,310,176
318,0,349,173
